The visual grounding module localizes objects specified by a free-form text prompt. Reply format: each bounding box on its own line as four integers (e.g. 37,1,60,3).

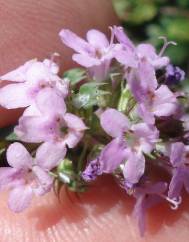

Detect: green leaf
63,68,86,86
5,132,18,141
72,82,109,109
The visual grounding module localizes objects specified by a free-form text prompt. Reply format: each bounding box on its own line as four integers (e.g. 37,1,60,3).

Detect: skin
0,0,189,241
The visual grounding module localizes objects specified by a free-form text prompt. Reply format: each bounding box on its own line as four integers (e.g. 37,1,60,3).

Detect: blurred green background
112,0,189,74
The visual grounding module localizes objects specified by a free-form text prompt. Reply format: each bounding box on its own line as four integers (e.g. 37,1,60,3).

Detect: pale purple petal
153,103,178,117
7,143,32,169
153,85,177,116
131,123,159,153
154,85,177,104
43,58,60,74
86,29,109,48
59,29,92,54
138,59,157,91
133,195,146,236
26,62,50,84
35,88,66,116
72,54,100,67
123,151,145,185
15,116,54,143
32,166,53,195
113,26,135,51
23,104,41,117
136,44,157,60
64,113,87,131
170,142,185,167
99,137,127,172
137,104,155,125
0,167,20,189
114,48,138,68
0,83,31,109
36,142,67,170
152,56,169,69
168,167,184,199
133,182,167,236
0,59,36,82
100,108,130,137
126,60,157,102
136,44,169,69
8,185,33,212
125,68,145,102
63,130,84,148
55,78,69,98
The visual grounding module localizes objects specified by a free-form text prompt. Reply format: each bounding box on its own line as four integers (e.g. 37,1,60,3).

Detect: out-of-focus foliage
113,0,189,70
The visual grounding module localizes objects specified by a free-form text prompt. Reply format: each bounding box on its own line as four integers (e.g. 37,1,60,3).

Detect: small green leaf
63,68,86,86
72,82,109,109
5,132,18,141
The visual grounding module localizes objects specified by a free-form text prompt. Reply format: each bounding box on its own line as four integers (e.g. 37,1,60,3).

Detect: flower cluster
0,26,187,235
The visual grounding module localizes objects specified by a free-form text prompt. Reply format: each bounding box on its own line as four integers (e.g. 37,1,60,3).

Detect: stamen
49,52,60,68
109,26,115,46
161,195,182,210
50,52,60,63
158,36,177,57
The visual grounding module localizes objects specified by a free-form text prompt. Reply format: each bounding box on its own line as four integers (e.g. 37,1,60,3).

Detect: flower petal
152,56,169,69
168,167,184,199
35,88,66,116
86,29,109,48
72,54,100,67
137,44,157,60
153,85,177,117
138,59,157,92
170,142,185,167
113,26,135,51
43,58,60,74
36,142,66,170
32,166,53,195
114,48,138,68
64,113,87,131
100,108,130,137
15,116,52,143
133,195,146,236
59,29,92,54
100,137,127,172
0,59,36,82
0,167,20,189
137,104,155,125
131,123,159,153
8,185,33,212
123,151,145,185
0,83,31,109
63,130,84,148
7,143,32,169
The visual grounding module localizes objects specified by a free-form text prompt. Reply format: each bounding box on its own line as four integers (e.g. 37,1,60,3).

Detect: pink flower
112,26,170,69
0,142,66,212
125,58,178,124
0,57,68,109
137,85,178,124
59,28,118,81
15,88,87,148
82,108,159,186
